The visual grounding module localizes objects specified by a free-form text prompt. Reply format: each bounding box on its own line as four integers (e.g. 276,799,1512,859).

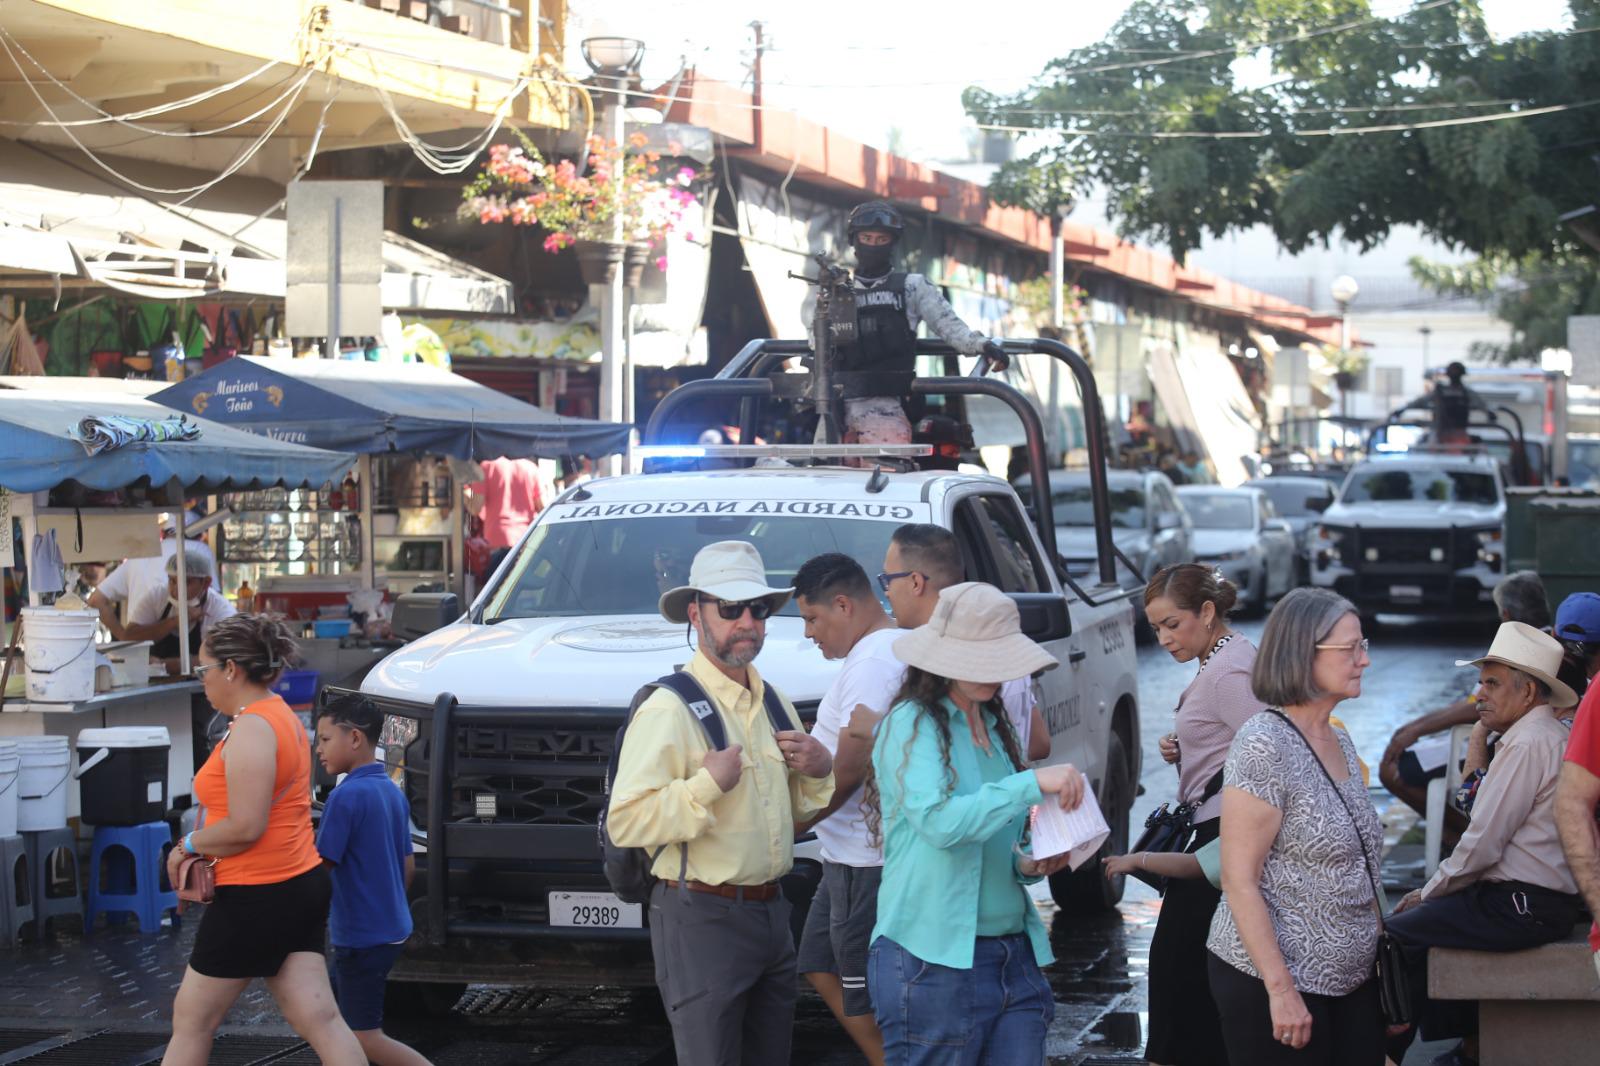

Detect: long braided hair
861,665,1027,847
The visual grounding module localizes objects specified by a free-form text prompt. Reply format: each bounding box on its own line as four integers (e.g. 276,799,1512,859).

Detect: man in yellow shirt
607,540,834,1066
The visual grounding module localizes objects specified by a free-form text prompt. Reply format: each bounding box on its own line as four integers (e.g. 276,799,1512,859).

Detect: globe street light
581,36,646,474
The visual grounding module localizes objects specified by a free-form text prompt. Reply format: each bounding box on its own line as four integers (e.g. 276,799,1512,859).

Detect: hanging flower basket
574,239,627,286
461,132,702,283
623,242,651,288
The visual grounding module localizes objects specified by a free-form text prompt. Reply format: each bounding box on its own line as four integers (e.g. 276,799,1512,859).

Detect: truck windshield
1343,468,1499,505
1182,494,1254,530
485,514,904,619
1051,486,1145,529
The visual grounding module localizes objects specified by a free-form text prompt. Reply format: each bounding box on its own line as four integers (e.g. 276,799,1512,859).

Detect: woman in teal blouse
867,583,1087,1065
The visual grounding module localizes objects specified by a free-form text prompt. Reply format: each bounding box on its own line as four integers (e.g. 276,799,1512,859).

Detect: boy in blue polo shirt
316,694,431,1066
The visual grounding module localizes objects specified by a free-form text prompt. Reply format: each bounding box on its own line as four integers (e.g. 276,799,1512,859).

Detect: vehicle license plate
1389,584,1423,601
548,891,641,929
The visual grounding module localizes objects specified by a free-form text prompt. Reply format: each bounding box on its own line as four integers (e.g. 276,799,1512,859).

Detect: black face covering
851,239,894,277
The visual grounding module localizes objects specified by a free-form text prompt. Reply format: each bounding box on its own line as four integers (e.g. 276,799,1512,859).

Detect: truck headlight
1316,526,1345,567
381,714,420,786
1476,529,1504,570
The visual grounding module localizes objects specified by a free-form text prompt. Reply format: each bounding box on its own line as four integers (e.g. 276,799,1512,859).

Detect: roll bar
642,337,1123,591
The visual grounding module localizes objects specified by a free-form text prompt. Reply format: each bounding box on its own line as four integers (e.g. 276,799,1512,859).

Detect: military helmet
847,200,905,239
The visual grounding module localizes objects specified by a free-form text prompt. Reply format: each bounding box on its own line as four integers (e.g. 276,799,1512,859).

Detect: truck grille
404,725,616,827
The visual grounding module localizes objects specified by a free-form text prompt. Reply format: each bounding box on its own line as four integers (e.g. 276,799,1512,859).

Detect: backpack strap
760,682,795,736
650,671,728,750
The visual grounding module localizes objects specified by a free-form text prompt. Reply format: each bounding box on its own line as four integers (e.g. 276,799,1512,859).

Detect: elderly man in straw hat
1384,621,1584,1066
607,541,834,1066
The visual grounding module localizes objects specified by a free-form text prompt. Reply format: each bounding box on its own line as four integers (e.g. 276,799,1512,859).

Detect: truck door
949,490,1097,778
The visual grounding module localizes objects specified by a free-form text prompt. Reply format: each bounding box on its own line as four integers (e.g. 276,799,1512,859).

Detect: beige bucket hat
893,582,1059,684
659,541,794,624
1456,620,1579,709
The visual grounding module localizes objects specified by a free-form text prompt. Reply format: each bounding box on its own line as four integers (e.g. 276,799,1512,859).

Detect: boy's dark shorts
796,861,882,1017
328,941,406,1031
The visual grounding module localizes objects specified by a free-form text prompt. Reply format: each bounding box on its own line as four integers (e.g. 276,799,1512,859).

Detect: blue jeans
868,934,1053,1066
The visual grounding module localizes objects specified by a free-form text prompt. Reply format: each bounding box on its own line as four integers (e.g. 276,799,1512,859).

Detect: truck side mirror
391,592,461,641
1307,496,1331,513
1007,592,1072,642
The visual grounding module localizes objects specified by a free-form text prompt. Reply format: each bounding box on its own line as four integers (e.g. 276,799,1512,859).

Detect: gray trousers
647,881,797,1066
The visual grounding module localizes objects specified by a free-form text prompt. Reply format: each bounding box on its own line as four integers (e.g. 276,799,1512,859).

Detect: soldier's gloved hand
980,340,1009,373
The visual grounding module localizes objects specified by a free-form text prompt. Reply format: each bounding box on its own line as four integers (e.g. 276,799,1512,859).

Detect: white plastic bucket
0,741,19,838
22,607,100,703
15,736,70,831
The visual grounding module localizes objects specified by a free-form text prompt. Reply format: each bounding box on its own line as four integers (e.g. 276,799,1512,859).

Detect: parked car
1244,476,1336,582
1019,470,1192,587
1175,485,1297,614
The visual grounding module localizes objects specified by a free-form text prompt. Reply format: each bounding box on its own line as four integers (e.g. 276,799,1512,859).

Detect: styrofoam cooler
15,736,70,831
22,607,100,703
74,726,171,826
0,741,19,837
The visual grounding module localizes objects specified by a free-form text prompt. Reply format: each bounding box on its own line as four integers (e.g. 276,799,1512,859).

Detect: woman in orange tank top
161,615,365,1066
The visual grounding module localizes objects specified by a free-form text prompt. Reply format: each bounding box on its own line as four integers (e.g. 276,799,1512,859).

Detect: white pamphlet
1410,733,1453,773
1027,785,1111,870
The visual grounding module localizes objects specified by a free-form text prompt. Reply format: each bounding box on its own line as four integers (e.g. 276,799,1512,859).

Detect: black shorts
796,861,881,1017
329,942,405,1031
189,865,331,979
1396,748,1446,788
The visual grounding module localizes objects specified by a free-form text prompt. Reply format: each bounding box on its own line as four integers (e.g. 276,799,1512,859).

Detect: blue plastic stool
86,822,177,934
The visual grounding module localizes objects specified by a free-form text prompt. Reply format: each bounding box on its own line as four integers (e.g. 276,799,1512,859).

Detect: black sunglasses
876,570,918,594
698,597,775,621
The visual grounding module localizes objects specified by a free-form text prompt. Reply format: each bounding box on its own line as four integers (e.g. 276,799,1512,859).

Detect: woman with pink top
1140,564,1261,1066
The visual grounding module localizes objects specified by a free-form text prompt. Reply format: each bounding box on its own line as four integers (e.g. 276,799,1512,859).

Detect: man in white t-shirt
879,523,1051,760
89,512,217,637
792,552,901,1065
124,545,235,675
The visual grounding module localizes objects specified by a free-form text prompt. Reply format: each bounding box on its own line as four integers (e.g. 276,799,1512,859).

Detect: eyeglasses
1314,638,1371,658
697,597,775,621
194,662,225,679
876,570,919,594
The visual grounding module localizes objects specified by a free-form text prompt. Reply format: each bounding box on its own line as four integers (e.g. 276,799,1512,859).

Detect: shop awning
1147,340,1204,456
0,384,355,493
0,140,513,312
150,357,632,460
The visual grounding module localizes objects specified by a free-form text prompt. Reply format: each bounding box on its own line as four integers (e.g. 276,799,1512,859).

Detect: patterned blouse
1207,711,1382,997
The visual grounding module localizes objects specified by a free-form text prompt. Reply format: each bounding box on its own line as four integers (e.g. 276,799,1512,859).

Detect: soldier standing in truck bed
825,201,1009,444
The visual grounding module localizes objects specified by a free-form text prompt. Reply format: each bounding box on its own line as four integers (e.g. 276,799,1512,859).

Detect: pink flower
655,255,668,271
676,167,695,185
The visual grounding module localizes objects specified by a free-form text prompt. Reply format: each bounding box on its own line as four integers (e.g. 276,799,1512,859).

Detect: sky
565,0,1578,165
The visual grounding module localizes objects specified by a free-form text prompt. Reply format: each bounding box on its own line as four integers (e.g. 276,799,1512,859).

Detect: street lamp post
1330,274,1359,451
582,36,645,476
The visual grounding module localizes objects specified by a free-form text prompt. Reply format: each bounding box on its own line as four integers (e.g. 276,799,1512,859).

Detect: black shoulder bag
1128,765,1225,893
1267,710,1414,1025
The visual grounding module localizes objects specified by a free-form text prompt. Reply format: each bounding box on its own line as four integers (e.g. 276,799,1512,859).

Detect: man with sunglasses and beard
608,541,835,1066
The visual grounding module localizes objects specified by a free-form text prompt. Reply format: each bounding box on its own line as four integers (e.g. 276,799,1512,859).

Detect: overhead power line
974,98,1600,139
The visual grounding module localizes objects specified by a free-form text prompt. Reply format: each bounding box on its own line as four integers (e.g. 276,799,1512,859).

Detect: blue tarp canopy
0,386,356,494
151,357,631,460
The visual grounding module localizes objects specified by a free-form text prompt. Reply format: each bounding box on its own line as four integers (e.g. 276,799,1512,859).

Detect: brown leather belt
663,879,782,902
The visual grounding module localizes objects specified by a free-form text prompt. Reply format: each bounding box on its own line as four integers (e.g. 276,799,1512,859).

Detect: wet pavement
0,614,1491,1064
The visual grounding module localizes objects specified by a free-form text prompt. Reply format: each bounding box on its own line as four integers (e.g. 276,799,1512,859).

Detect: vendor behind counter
117,546,236,676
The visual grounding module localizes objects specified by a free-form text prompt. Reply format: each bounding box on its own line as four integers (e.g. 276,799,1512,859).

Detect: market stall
0,384,354,814
149,357,631,611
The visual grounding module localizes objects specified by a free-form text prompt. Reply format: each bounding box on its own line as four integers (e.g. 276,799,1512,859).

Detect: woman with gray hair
1206,588,1385,1064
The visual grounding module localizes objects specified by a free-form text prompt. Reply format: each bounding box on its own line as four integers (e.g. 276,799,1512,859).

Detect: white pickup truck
348,338,1141,998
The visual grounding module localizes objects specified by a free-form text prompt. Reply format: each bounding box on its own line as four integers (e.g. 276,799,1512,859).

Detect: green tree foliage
967,1,1600,361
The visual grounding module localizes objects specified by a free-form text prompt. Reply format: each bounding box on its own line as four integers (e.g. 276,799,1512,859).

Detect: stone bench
1430,931,1600,1065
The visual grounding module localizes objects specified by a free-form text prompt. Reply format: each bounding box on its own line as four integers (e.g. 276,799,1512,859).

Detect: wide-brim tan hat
1456,620,1579,709
893,582,1058,684
659,540,793,624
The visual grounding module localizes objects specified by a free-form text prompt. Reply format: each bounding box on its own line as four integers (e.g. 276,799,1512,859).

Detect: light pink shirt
1176,635,1260,823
